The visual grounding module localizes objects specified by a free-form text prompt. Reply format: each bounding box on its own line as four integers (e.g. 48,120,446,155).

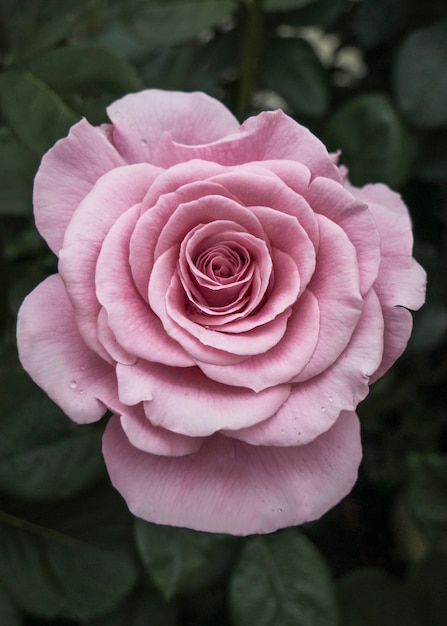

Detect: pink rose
17,90,425,535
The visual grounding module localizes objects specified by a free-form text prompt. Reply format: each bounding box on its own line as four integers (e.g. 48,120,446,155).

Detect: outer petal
107,90,239,163
294,214,364,381
102,410,361,535
306,177,381,295
370,306,413,383
154,109,343,184
59,163,162,360
115,361,291,436
34,119,126,254
17,275,116,424
349,182,426,310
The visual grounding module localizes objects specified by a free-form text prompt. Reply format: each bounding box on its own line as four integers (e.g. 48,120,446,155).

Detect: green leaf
0,126,37,216
261,38,329,118
393,19,447,129
84,586,180,626
134,519,235,600
264,0,317,11
7,0,101,63
119,0,235,48
338,568,421,626
351,0,406,49
406,453,447,554
271,0,346,28
0,71,78,156
0,486,137,620
407,553,447,626
0,584,21,626
230,529,338,626
29,44,143,124
0,349,105,500
324,92,417,188
139,31,239,94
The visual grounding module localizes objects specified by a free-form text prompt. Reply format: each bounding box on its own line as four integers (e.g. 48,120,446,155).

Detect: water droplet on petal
327,395,333,402
141,138,147,145
320,406,326,413
69,380,77,389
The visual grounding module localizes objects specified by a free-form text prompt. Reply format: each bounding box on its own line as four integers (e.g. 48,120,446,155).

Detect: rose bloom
17,90,425,535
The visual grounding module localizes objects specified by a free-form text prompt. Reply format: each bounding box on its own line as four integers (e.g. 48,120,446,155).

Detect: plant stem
236,0,263,122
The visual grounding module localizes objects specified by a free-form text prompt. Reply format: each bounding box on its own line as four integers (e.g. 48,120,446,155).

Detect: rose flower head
17,90,426,535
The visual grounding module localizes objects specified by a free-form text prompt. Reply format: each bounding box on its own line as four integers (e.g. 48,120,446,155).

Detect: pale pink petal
107,90,239,163
102,410,361,535
34,119,126,254
150,246,292,360
370,305,413,383
207,168,320,253
294,214,364,381
187,248,300,333
58,164,162,361
154,110,343,184
130,177,265,299
227,289,383,445
17,275,116,424
95,203,195,368
348,182,414,263
348,182,426,310
374,260,427,310
97,308,136,365
197,290,320,391
119,403,204,457
115,361,291,436
306,177,381,295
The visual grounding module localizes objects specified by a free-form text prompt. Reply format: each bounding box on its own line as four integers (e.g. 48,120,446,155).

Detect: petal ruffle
107,90,239,164
115,360,291,436
17,275,116,424
154,109,343,184
34,119,126,254
102,410,361,535
59,163,162,360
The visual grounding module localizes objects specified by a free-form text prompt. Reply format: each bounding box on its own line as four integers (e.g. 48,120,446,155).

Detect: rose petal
306,177,381,295
102,410,361,535
196,289,320,391
119,403,204,457
34,120,126,254
130,176,266,300
294,214,364,381
150,246,292,360
227,288,383,445
17,275,116,424
370,306,413,383
154,109,343,184
186,247,299,333
107,89,239,163
95,203,195,367
58,163,162,360
115,361,291,436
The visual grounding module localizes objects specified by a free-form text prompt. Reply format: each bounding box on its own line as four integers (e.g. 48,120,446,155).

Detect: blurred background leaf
230,528,338,626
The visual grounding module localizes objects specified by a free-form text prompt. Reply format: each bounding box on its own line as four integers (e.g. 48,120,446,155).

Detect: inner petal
179,221,272,314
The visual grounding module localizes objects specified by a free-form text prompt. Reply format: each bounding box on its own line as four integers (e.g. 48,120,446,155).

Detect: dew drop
69,380,77,389
320,406,326,413
327,395,333,402
141,138,147,145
